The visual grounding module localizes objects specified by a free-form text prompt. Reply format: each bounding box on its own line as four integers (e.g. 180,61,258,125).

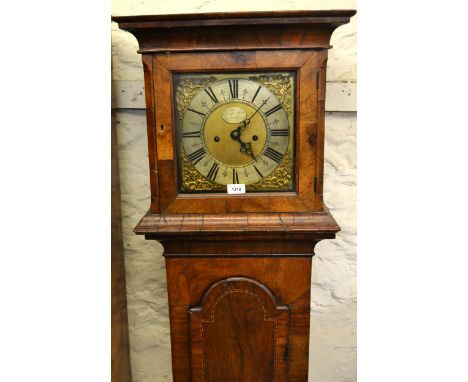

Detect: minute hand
242,98,269,128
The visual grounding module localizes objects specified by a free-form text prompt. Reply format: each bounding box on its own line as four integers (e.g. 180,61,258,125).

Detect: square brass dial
173,71,296,193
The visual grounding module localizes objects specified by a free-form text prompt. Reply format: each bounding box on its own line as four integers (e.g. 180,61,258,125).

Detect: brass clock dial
175,72,295,193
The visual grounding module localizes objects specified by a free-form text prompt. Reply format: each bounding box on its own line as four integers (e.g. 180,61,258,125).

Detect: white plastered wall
112,1,356,381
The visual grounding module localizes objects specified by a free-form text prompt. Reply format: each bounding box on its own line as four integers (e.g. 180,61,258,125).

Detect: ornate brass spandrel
248,150,294,191
179,150,225,192
180,149,293,192
176,73,294,118
175,76,217,119
248,73,293,116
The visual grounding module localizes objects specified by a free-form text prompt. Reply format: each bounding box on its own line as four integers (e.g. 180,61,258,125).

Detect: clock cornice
112,10,356,53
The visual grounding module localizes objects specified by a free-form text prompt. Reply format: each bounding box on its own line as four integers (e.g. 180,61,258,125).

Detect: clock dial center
203,101,267,167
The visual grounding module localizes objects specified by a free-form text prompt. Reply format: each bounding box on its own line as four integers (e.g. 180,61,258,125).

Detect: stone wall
112,2,356,381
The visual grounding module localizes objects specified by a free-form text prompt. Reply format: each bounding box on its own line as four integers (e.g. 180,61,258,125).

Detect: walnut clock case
112,10,355,382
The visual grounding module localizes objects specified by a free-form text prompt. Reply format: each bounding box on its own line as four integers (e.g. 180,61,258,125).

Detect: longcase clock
112,10,355,382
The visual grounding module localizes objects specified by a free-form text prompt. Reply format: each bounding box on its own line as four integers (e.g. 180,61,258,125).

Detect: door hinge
316,71,320,89
314,177,317,193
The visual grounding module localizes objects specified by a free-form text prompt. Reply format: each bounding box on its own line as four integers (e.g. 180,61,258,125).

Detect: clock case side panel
142,54,160,213
314,49,329,211
149,50,326,214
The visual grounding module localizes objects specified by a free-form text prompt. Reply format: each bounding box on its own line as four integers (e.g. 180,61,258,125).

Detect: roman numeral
270,129,289,136
251,85,262,103
253,164,264,179
206,162,219,182
264,147,284,163
182,131,201,138
204,86,219,104
264,104,283,117
228,79,238,99
187,148,206,165
187,108,206,117
232,168,239,184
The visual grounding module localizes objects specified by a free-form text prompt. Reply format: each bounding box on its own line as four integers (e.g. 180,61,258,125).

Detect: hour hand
230,127,255,159
238,140,249,154
240,142,256,160
241,142,252,154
